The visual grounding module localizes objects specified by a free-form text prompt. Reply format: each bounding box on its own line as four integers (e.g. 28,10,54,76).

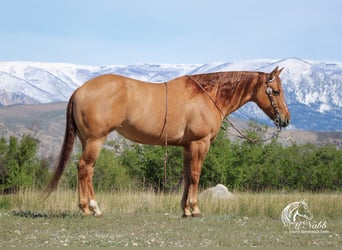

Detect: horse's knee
78,162,92,179
190,171,200,184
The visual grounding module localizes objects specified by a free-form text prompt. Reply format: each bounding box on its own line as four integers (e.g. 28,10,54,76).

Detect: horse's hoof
82,211,93,216
181,214,191,218
94,213,103,218
191,213,202,218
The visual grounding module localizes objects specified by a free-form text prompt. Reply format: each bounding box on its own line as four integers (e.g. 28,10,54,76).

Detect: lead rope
188,75,281,144
163,82,168,190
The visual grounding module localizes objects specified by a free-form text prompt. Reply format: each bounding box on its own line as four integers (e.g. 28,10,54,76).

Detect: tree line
0,123,341,193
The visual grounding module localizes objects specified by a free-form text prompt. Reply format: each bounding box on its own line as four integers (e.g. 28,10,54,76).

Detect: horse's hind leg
78,137,105,216
87,164,102,217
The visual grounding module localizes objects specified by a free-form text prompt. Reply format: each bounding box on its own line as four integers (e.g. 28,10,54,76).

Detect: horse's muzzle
280,117,290,128
274,115,290,128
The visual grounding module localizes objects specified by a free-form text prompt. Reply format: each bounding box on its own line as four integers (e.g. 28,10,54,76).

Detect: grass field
0,189,341,247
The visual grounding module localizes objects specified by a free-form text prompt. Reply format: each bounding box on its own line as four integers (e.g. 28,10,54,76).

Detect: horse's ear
269,66,284,81
277,67,284,76
268,67,278,81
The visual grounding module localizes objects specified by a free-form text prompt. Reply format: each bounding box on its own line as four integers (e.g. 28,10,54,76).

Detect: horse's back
72,74,170,142
74,74,150,106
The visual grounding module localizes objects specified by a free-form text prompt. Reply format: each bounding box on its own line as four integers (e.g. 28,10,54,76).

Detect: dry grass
0,189,341,247
3,188,342,219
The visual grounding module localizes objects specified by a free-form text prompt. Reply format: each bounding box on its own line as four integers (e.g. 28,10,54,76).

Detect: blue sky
1,0,341,65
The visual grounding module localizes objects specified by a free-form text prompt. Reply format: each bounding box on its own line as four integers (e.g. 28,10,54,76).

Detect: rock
199,184,235,200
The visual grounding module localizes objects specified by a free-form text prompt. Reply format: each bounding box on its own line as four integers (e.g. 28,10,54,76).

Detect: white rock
199,184,235,200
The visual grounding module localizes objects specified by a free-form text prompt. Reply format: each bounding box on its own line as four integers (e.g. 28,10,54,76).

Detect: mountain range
0,58,341,131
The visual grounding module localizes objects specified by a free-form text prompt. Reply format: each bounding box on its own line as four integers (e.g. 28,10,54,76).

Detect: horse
46,66,290,217
281,201,313,227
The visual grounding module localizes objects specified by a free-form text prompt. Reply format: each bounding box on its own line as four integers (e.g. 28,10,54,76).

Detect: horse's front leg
181,138,210,217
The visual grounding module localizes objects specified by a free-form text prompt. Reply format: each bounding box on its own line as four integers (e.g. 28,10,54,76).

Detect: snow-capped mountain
0,58,341,131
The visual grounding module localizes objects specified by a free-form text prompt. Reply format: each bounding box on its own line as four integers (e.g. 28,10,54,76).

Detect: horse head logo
281,201,313,227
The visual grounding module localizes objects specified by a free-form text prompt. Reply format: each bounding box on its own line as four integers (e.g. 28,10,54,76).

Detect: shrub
0,135,49,193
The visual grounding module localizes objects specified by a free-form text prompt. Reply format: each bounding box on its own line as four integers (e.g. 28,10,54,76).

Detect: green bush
61,147,134,191
2,122,341,193
0,135,49,193
113,126,342,192
120,144,183,191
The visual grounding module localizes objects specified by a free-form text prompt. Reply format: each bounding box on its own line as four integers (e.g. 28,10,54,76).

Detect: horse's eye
273,90,280,96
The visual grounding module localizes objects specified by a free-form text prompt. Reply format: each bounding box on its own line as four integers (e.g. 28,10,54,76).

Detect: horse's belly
116,121,186,146
116,126,165,145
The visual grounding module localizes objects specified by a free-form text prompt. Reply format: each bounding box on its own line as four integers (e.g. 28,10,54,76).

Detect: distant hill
0,58,341,131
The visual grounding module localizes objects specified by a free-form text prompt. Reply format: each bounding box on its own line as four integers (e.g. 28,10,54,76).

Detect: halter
188,74,282,144
266,76,282,130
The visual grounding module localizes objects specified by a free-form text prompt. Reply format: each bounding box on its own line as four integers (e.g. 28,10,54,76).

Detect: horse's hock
199,184,235,201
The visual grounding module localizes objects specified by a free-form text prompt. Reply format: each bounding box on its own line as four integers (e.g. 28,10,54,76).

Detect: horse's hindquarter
73,74,131,140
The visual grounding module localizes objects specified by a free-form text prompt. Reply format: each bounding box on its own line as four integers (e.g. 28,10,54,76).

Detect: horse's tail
45,91,77,197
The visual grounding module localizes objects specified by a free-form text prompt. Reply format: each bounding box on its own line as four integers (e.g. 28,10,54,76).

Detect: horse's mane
187,71,261,102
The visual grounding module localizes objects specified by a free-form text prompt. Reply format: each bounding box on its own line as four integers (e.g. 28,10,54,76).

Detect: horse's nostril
283,118,290,127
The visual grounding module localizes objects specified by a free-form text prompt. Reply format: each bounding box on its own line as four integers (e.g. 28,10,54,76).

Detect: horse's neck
216,72,261,116
188,72,262,116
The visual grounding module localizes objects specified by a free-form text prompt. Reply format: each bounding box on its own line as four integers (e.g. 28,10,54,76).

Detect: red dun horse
46,67,290,217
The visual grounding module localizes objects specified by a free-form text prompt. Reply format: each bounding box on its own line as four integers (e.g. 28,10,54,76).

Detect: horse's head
254,67,290,128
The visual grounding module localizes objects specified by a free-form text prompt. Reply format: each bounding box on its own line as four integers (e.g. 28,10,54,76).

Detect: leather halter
266,76,281,129
188,74,282,143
